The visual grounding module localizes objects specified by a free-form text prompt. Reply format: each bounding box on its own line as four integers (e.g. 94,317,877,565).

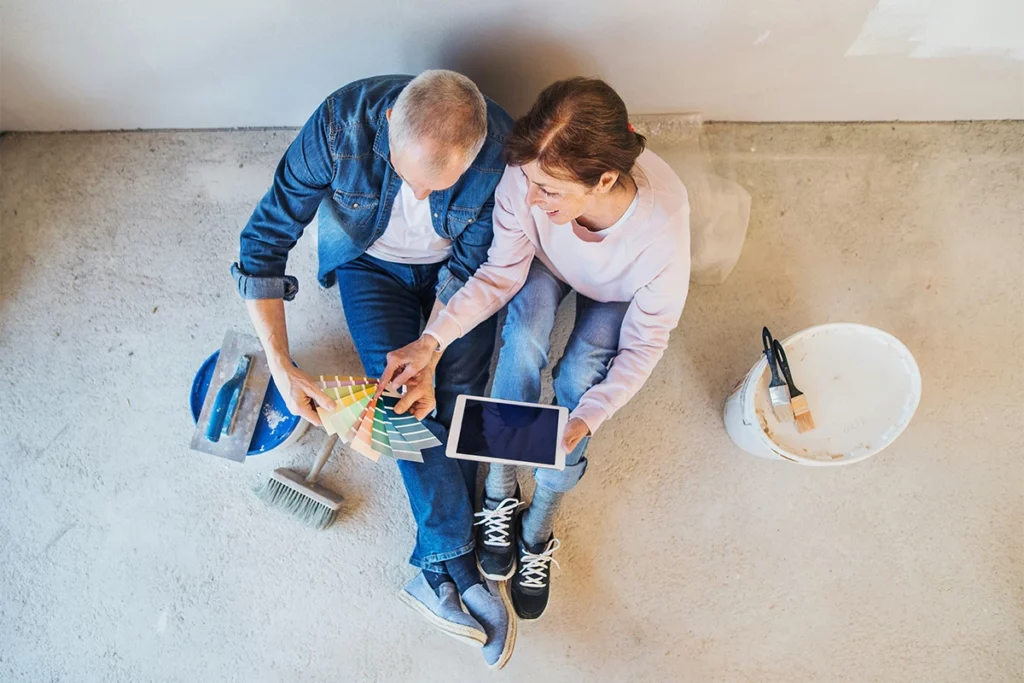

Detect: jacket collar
372,108,393,163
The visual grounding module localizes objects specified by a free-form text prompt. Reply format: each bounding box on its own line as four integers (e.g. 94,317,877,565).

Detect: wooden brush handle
772,340,803,397
307,432,340,483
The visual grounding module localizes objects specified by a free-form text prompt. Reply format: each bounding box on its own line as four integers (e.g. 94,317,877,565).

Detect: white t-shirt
366,181,453,264
581,191,640,240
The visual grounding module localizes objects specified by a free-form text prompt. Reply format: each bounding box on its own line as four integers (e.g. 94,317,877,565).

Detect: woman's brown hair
504,77,646,188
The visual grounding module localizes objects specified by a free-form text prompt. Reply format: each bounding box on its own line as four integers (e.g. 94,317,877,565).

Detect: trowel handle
307,432,340,483
205,355,252,442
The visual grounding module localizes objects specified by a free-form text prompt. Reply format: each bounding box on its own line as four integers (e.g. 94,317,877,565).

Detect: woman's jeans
489,260,628,494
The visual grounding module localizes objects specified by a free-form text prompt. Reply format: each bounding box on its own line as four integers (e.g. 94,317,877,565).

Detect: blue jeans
336,254,497,572
491,260,629,493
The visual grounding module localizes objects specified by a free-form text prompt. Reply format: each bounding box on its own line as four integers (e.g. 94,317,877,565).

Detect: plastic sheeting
634,114,751,285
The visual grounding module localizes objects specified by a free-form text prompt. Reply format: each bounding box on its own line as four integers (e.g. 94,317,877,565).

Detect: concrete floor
1,122,1021,682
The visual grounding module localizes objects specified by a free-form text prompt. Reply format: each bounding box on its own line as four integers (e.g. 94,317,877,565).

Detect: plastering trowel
190,330,271,462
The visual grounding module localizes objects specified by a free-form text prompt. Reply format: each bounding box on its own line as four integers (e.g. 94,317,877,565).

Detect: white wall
1,0,1021,131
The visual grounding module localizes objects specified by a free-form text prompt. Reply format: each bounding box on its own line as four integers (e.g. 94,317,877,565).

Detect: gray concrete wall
2,0,1022,130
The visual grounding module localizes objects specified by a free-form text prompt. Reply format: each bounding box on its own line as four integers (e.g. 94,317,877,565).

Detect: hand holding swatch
314,375,441,463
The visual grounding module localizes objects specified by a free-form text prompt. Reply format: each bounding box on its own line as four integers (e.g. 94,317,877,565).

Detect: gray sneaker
398,573,486,648
461,580,517,670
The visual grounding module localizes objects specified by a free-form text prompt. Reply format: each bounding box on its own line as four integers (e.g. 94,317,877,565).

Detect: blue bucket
190,350,305,456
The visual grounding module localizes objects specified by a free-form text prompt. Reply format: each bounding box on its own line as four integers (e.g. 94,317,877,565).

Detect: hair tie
627,123,635,133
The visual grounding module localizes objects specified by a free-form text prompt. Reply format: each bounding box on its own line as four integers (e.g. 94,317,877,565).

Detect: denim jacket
233,75,512,304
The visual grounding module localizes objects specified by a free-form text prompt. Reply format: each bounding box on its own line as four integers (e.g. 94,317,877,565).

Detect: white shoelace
518,538,561,588
473,498,521,547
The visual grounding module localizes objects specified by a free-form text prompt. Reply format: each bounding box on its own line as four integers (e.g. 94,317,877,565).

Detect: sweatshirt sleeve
424,167,536,348
570,219,691,434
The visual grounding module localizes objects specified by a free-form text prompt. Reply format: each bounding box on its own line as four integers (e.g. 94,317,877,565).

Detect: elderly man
232,71,515,669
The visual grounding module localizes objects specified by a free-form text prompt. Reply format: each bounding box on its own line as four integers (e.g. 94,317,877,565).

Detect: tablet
447,395,568,470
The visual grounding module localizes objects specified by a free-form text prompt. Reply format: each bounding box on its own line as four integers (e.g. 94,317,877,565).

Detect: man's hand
563,417,591,452
268,359,336,427
377,335,440,398
242,298,335,426
393,366,437,420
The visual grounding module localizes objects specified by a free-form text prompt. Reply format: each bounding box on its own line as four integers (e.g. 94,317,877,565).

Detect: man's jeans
336,254,496,572
491,260,629,493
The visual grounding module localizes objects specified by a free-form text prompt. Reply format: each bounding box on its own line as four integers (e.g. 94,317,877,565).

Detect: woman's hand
393,366,437,420
563,417,591,452
378,335,440,394
268,359,336,427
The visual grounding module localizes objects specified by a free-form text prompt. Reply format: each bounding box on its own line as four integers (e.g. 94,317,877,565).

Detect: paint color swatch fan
315,376,441,463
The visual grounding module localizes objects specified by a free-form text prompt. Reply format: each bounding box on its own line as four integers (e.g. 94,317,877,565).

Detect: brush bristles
769,386,793,421
790,395,815,433
255,478,339,530
772,404,794,422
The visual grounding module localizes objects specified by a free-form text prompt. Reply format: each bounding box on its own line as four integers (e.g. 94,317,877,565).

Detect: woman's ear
594,170,619,195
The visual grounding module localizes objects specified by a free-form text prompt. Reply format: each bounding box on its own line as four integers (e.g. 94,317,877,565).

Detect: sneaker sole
397,589,486,648
477,556,516,582
489,581,517,671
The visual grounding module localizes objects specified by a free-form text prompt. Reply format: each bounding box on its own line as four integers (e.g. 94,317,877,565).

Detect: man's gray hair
389,70,488,176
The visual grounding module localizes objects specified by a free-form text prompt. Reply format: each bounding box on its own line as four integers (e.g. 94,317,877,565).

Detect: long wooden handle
306,432,340,483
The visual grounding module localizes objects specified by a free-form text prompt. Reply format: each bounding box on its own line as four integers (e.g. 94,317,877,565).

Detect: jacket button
433,212,439,217
353,203,359,208
468,218,474,223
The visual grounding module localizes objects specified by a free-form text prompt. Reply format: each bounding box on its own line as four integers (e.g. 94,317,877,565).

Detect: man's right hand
268,358,336,427
242,297,336,427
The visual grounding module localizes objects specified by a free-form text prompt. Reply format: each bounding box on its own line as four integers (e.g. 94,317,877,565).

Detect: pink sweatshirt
426,149,691,434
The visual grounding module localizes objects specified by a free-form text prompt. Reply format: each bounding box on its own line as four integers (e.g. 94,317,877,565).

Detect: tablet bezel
447,394,568,471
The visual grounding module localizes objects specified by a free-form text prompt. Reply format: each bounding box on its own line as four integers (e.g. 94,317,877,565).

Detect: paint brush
762,327,792,421
772,340,815,433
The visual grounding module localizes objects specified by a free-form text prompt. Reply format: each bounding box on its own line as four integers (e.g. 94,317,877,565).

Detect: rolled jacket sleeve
234,100,334,300
231,264,300,301
433,267,465,306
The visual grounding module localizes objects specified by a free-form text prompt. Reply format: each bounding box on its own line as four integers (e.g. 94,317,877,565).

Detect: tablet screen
456,399,561,466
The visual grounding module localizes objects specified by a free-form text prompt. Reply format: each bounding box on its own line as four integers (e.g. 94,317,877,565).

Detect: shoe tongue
522,536,549,555
484,496,508,511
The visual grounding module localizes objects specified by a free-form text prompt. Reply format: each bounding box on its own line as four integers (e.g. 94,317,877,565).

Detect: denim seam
333,189,380,198
467,164,504,175
335,118,372,130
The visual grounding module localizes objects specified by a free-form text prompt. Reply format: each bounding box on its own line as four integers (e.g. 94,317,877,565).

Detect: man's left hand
563,417,590,452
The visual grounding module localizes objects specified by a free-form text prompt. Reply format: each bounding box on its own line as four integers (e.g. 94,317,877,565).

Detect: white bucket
723,323,922,466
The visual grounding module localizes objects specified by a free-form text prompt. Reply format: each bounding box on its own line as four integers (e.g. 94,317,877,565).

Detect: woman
380,77,690,620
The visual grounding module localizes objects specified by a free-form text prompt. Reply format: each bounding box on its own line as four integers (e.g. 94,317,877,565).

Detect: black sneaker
473,495,521,580
511,529,561,620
